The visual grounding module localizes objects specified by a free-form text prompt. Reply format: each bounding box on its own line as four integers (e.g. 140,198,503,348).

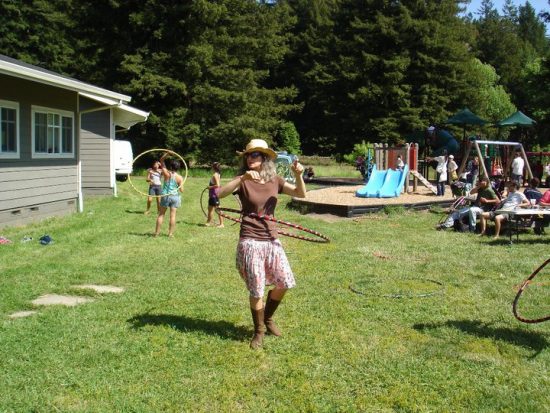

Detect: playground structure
355,136,536,200
356,142,438,197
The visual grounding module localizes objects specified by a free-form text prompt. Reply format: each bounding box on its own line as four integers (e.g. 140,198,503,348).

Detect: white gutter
0,58,131,102
79,92,149,129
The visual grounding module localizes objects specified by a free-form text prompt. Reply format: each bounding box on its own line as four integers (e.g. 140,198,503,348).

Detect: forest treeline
1,0,549,163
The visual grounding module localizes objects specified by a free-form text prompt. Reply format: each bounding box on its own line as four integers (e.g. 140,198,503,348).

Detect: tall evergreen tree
280,0,476,153
0,0,76,74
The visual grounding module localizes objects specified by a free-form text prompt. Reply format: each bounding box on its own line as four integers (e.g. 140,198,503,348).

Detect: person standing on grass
205,162,224,227
511,151,525,187
154,153,184,238
447,154,458,183
427,152,447,196
144,160,162,215
218,138,306,349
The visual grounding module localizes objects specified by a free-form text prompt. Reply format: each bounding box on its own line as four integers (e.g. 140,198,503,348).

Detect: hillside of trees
1,0,549,163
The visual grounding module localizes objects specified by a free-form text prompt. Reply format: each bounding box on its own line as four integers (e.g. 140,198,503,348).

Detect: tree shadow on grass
127,313,249,342
413,319,548,358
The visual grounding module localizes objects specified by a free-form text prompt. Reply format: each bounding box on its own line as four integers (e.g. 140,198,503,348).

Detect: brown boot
250,307,265,349
264,290,282,337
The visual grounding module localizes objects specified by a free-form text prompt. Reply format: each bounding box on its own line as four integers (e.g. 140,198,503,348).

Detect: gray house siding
80,105,113,196
0,74,79,228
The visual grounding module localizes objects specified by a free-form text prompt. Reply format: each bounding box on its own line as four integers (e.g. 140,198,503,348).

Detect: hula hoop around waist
215,207,330,243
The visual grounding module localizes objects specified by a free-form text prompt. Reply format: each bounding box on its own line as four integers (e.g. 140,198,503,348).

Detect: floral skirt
236,238,296,298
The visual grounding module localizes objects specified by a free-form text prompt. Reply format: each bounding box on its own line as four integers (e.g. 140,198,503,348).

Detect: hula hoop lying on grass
127,148,188,198
513,257,550,324
349,278,444,298
215,207,330,243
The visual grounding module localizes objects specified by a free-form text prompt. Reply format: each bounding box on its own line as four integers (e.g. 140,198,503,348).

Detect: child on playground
205,162,224,227
144,160,162,215
396,155,404,171
217,138,306,349
154,153,184,238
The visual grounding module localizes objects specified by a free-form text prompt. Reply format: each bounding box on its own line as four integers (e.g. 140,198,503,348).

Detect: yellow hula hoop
127,148,188,198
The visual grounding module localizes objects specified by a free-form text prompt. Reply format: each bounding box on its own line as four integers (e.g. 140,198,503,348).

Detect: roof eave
0,60,131,103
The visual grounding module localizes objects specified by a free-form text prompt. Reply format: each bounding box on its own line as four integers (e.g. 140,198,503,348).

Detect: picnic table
494,207,550,244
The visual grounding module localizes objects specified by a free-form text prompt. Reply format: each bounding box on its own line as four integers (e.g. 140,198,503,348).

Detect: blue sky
466,0,549,16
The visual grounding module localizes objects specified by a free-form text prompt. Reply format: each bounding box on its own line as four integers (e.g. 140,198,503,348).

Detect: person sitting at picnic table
478,181,530,239
467,177,500,232
523,177,543,205
533,188,550,235
436,177,498,232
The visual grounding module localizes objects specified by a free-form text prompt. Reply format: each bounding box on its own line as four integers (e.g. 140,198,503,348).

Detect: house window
32,106,74,158
0,99,19,158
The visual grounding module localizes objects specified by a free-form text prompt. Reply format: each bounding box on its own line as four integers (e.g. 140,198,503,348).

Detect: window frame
31,105,75,159
0,99,20,159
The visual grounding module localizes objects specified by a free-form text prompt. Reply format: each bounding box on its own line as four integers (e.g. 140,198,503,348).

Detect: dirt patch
304,213,347,223
32,294,94,307
72,284,125,294
8,310,38,319
303,184,454,207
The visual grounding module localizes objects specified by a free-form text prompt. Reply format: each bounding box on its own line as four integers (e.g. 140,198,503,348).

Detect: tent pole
457,141,472,177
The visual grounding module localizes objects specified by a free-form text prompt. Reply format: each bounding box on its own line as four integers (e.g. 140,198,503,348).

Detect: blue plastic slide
379,165,409,198
355,165,387,198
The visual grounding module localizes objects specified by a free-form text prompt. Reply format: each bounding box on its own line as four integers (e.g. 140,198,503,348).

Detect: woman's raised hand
242,170,261,182
291,160,304,176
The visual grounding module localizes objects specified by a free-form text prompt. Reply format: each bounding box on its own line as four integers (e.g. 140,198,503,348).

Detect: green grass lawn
0,177,549,412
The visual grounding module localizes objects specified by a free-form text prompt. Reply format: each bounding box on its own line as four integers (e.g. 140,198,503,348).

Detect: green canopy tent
445,108,488,140
496,111,536,177
496,110,536,128
496,110,536,142
446,108,488,174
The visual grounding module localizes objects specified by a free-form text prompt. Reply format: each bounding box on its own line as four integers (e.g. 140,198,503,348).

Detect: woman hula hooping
154,152,185,238
217,138,307,349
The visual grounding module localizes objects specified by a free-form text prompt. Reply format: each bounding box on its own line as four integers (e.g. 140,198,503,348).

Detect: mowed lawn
0,176,549,412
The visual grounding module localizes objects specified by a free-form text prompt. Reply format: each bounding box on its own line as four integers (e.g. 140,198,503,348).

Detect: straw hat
238,139,277,160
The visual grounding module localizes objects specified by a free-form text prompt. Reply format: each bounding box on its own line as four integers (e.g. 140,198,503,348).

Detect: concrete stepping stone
72,284,125,294
32,294,94,307
8,310,38,319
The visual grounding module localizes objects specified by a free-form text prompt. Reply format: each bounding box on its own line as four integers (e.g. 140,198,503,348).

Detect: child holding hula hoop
144,160,162,215
154,153,184,238
205,162,224,227
218,139,306,349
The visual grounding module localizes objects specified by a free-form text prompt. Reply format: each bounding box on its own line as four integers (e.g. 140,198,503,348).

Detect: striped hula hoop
512,257,550,324
215,207,330,243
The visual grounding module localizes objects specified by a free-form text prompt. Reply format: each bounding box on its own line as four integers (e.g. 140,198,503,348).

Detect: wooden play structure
373,143,437,194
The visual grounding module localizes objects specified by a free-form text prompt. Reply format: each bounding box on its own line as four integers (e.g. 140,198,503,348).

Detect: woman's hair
212,162,221,173
238,155,277,182
167,160,180,172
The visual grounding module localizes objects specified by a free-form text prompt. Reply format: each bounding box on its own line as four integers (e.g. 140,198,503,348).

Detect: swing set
457,140,533,182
